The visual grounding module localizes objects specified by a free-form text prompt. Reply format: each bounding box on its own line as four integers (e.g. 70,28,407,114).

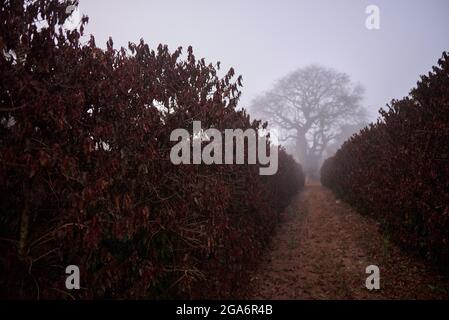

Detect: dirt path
249,181,449,299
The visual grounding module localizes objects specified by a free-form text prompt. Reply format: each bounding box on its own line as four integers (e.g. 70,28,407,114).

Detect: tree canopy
251,65,366,175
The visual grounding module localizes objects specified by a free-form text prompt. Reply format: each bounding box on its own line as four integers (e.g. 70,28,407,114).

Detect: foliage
321,52,449,267
0,0,304,299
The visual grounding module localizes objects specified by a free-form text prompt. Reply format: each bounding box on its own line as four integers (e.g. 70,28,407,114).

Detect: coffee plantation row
321,52,449,268
0,1,304,299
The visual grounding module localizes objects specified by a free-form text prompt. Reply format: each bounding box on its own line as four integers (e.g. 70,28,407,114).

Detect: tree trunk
18,200,29,257
296,131,308,169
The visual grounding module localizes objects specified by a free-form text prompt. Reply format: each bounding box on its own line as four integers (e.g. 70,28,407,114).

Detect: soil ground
249,181,449,299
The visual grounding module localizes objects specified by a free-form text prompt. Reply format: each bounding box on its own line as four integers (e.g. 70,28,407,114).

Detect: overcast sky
75,0,449,121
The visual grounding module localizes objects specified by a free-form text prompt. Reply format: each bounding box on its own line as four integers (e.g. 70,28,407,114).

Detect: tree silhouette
251,65,366,176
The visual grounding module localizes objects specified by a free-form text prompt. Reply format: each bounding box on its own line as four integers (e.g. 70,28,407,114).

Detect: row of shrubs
0,0,304,299
321,52,449,267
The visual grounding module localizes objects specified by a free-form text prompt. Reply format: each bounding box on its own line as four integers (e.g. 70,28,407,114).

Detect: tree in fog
251,65,366,176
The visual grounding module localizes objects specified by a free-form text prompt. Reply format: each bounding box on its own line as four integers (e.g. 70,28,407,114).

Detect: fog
2,0,449,300
76,0,449,123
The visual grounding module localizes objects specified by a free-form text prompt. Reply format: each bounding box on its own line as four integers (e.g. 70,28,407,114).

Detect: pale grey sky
76,0,449,121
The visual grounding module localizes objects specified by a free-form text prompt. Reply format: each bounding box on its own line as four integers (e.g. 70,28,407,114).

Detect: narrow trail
249,181,449,299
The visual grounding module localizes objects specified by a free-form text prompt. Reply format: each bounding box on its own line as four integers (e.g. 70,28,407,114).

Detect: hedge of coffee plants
0,0,304,299
321,52,449,267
